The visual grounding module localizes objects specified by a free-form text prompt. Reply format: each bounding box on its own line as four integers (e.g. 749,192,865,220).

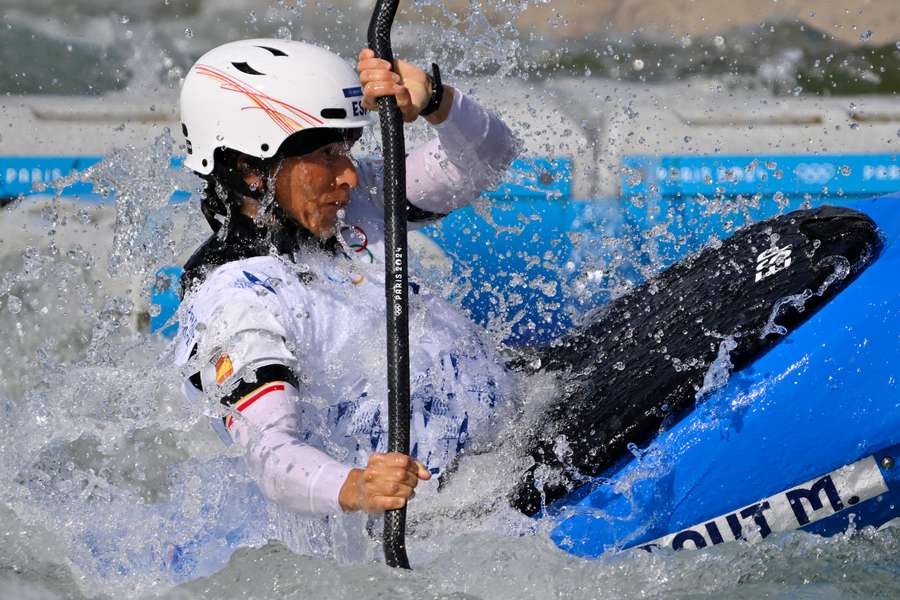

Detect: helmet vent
320,108,347,119
232,62,265,75
257,45,287,57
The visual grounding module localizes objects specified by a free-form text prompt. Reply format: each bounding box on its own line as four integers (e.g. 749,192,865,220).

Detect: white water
4,136,900,600
3,1,900,599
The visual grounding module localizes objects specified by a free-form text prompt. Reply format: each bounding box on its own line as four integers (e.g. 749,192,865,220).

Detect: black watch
419,63,444,117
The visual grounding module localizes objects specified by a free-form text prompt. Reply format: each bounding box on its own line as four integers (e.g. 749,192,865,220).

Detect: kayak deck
552,194,900,557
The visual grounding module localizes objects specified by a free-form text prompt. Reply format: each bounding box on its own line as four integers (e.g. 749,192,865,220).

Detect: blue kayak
551,193,900,556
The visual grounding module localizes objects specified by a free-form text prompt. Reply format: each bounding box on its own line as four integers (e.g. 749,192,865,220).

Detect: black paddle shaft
367,0,412,570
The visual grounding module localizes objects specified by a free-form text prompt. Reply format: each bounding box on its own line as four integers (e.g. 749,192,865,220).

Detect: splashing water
1,1,899,599
695,337,739,400
761,254,852,338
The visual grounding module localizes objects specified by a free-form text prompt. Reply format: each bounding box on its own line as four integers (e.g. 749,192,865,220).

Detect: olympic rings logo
794,163,836,186
340,224,375,264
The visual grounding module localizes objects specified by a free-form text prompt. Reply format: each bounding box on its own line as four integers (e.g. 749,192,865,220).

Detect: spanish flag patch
215,353,233,384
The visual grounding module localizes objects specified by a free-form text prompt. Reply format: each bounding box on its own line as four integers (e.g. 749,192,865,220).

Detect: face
272,142,359,239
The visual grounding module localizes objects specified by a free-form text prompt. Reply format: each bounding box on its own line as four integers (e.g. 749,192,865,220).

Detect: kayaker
174,38,519,516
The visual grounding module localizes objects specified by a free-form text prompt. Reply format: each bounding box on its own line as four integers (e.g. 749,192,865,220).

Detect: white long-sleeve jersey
174,90,519,516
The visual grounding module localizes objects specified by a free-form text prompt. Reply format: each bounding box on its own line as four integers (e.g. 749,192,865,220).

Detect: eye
322,143,353,160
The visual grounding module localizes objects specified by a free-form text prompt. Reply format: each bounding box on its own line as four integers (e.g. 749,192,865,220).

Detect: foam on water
8,179,895,598
3,156,900,599
2,1,900,598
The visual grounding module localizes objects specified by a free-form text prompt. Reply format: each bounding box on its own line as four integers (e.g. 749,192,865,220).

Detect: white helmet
180,38,374,175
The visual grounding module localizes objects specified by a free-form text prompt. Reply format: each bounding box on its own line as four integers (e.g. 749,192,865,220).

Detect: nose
334,155,358,191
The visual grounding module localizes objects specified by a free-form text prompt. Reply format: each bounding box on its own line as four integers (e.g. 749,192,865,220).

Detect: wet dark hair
197,148,264,233
198,127,363,234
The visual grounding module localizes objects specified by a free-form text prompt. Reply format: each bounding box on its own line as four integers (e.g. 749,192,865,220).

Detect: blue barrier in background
484,157,572,200
1,156,103,198
422,198,620,345
0,155,571,204
150,266,183,339
0,155,191,202
5,152,895,346
619,153,900,269
425,153,900,345
622,153,900,200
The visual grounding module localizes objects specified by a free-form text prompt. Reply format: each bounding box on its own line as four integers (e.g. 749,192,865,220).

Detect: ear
236,156,265,190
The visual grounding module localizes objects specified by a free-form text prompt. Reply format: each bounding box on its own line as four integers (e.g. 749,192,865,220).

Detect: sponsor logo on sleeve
640,455,889,551
342,86,363,98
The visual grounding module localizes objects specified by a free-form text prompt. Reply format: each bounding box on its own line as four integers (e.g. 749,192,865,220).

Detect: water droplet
773,191,785,201
713,35,725,49
276,26,292,40
683,136,692,143
840,165,852,176
613,361,625,371
896,42,900,50
7,295,22,314
632,59,644,71
119,15,130,24
215,134,224,142
184,27,194,39
850,123,860,130
627,442,643,458
860,30,873,42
